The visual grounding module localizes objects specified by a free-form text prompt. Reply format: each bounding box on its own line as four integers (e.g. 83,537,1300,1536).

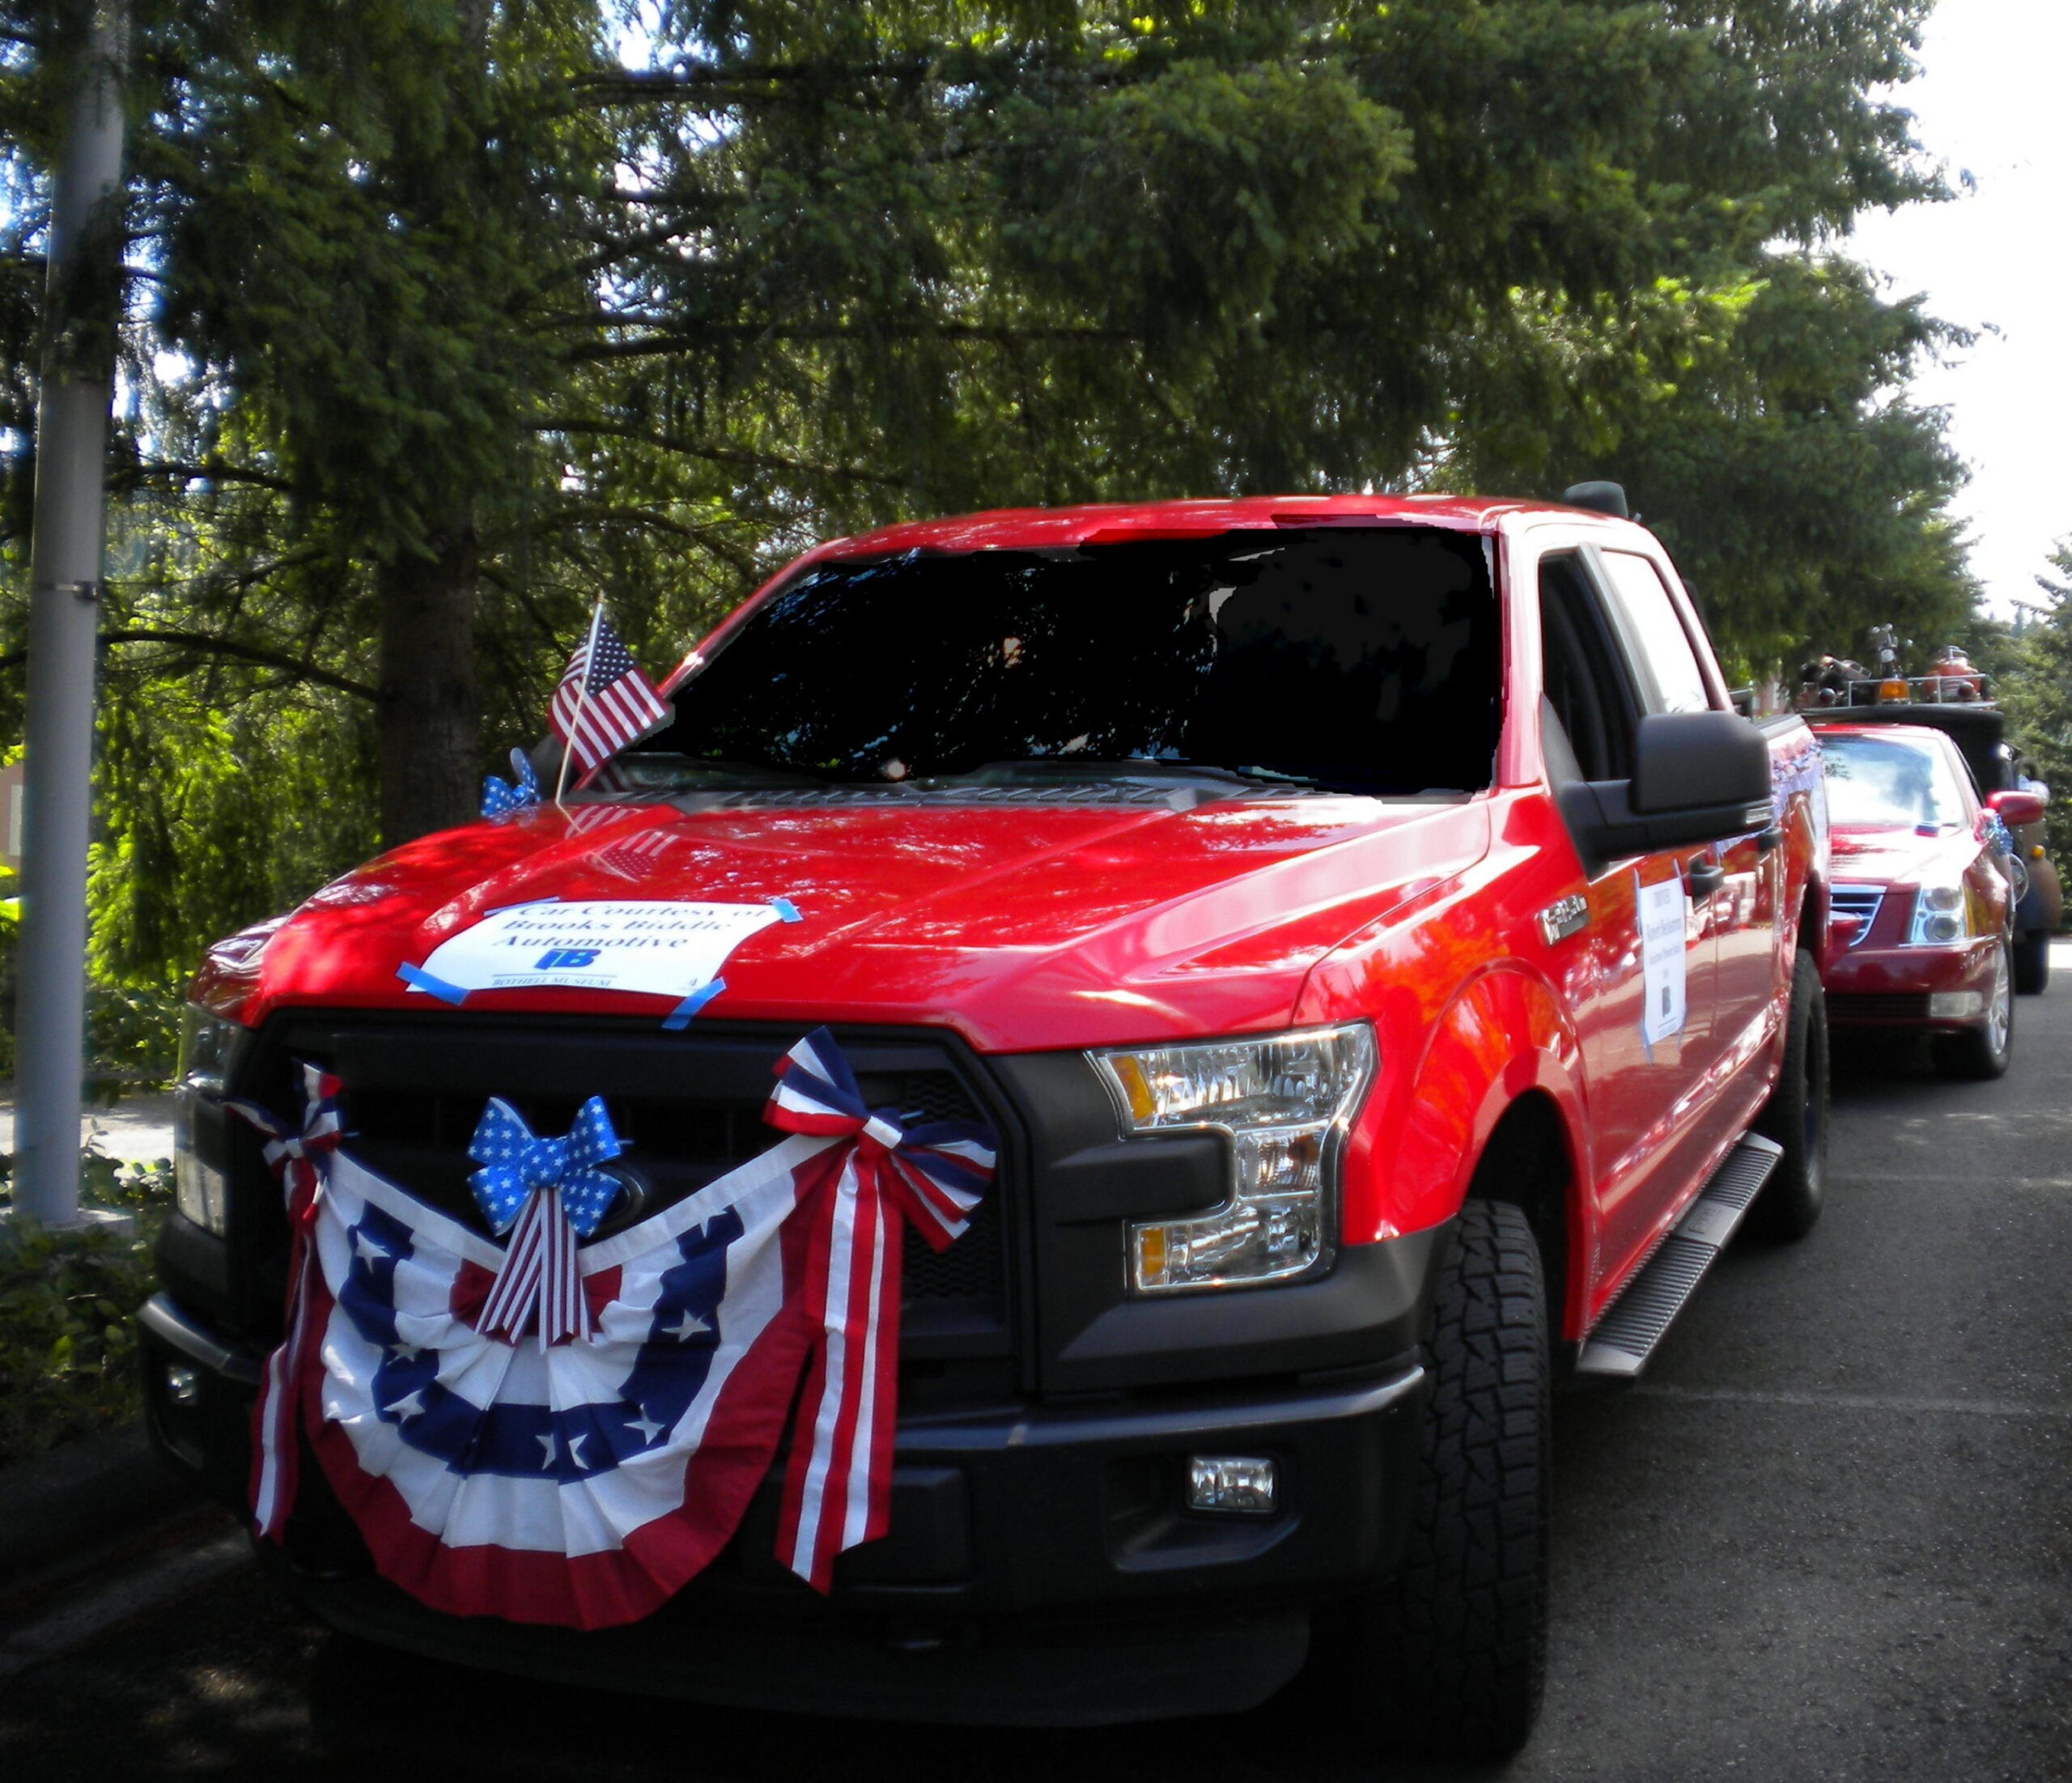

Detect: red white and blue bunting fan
225,1063,346,1540
237,1029,996,1628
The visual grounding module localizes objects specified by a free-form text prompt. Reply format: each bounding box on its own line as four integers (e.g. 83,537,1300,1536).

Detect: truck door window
1597,552,1712,715
1538,553,1637,783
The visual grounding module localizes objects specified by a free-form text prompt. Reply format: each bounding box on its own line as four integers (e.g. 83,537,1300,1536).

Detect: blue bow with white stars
481,748,541,820
467,1097,624,1239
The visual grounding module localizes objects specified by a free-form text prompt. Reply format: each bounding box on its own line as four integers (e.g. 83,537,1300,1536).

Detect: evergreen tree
0,0,1989,984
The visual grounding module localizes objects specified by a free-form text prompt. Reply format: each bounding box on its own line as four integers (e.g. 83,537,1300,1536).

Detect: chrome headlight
1091,1024,1377,1294
178,1003,245,1097
174,1004,246,1235
1906,880,1972,947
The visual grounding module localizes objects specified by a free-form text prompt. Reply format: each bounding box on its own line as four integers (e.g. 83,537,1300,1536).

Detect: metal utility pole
13,5,128,1230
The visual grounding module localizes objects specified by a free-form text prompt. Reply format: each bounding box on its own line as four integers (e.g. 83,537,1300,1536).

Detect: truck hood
198,787,1492,1051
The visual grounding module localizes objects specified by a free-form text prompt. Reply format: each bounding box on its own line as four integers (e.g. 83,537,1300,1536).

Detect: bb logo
536,948,601,970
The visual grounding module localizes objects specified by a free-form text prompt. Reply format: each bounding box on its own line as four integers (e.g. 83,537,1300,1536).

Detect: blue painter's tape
662,978,727,1030
769,896,804,923
397,963,469,1005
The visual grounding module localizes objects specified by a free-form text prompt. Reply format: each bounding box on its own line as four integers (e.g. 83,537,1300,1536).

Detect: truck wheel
1932,940,2015,1080
1747,947,1828,1241
1338,1199,1549,1760
2012,928,2049,996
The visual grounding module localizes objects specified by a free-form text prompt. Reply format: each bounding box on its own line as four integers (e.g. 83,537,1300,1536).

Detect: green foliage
1997,543,2072,879
0,1150,173,1466
1447,257,1977,676
0,0,1986,971
0,886,187,1085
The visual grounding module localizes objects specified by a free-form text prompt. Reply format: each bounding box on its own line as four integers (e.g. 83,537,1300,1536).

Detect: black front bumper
139,1289,1428,1723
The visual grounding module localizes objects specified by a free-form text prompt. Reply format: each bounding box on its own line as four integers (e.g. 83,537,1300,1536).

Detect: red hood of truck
194,792,1491,1051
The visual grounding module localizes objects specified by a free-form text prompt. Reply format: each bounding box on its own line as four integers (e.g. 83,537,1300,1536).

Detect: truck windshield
631,529,1501,796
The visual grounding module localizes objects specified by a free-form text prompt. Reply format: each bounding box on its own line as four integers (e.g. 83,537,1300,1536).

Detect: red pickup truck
143,492,1828,1758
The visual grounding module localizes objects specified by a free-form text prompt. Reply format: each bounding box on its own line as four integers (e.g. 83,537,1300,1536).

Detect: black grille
1828,992,1930,1022
227,1014,1014,1356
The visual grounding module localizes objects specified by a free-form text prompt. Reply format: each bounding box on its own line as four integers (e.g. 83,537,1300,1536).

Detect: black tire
2013,928,2049,996
1932,938,2015,1080
1747,947,1828,1241
1340,1199,1549,1761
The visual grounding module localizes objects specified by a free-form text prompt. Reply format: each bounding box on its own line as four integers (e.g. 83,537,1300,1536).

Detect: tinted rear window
639,529,1501,796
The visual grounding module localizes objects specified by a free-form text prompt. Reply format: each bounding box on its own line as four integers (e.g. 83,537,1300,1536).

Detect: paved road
3,953,2068,1781
0,1089,180,1164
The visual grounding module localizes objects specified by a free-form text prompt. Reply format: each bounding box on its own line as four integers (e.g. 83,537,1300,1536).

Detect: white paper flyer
1636,874,1688,1047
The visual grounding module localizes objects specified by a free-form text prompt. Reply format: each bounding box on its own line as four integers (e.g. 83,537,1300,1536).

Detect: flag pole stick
554,597,606,810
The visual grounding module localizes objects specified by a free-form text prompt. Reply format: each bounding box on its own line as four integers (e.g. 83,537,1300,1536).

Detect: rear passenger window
1539,553,1637,782
1597,552,1711,715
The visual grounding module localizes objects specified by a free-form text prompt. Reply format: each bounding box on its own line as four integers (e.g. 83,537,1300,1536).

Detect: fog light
1929,991,1984,1018
1187,1454,1277,1514
164,1365,201,1406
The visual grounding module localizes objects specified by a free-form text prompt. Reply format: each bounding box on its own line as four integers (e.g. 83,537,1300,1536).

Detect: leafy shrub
0,891,187,1087
84,979,187,1092
0,1151,174,1467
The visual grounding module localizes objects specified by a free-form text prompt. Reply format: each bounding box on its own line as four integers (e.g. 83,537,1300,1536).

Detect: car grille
1829,884,1884,947
226,1013,1016,1361
1827,992,1930,1022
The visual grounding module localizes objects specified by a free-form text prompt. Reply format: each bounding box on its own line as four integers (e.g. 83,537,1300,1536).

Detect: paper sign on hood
406,899,784,1004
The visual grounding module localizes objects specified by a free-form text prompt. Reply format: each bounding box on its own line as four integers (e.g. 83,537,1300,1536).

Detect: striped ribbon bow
481,747,540,819
762,1029,996,1592
466,1097,624,1348
227,1063,346,1540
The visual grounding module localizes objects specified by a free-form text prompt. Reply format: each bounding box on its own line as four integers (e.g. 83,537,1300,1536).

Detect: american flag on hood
550,615,670,782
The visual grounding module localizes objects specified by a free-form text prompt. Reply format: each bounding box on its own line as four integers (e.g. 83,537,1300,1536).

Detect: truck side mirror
1631,711,1772,820
1988,788,2047,827
1557,710,1774,868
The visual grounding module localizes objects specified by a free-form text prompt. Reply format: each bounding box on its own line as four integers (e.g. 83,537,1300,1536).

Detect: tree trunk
377,523,479,847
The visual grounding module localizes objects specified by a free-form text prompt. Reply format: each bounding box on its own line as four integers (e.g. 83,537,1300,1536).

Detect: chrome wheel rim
1987,944,2012,1057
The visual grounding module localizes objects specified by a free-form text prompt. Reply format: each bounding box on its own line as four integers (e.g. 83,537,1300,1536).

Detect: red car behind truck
1814,720,2038,1077
143,492,1829,1758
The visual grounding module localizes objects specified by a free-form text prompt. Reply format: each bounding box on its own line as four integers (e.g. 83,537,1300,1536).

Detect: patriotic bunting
761,1029,993,1590
237,1029,996,1628
467,1097,625,1348
226,1063,346,1540
481,748,541,820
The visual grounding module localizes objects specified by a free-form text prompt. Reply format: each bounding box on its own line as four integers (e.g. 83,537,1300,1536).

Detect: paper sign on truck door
1637,874,1688,1046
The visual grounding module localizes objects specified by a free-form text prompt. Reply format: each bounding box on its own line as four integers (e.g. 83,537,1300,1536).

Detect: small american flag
550,615,669,781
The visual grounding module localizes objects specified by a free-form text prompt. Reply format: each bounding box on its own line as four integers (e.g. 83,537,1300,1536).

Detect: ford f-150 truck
142,491,1828,1759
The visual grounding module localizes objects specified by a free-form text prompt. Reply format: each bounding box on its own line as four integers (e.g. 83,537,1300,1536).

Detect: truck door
1596,548,1777,1077
1537,550,1719,1287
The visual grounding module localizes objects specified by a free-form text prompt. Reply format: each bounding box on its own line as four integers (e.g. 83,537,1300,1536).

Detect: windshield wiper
575,753,830,792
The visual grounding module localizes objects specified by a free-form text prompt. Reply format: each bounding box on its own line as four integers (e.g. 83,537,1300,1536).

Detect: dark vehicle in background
1812,720,2036,1079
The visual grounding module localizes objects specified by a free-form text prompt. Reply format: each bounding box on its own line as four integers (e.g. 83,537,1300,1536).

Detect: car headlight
1907,881,1972,947
174,1004,246,1235
1091,1024,1377,1294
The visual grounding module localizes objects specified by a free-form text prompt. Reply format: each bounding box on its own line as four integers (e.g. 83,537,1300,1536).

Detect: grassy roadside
0,1153,175,1467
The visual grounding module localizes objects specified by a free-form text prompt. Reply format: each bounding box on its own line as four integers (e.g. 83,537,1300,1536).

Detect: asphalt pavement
2,950,2067,1781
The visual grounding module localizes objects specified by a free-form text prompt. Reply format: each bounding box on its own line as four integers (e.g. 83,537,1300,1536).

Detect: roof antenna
1561,481,1629,519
